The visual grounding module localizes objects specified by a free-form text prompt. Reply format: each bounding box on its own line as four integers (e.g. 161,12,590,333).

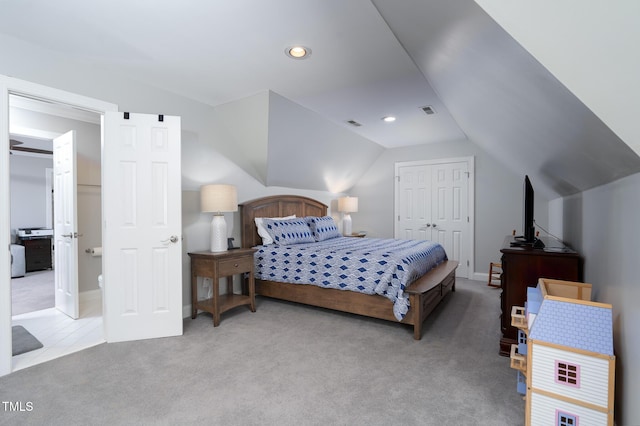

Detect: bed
240,195,458,339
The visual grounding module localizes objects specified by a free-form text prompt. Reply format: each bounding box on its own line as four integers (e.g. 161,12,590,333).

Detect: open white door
53,130,79,319
102,112,182,342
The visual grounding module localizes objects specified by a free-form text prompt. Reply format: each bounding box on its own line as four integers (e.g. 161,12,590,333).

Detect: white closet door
395,158,472,278
430,161,469,276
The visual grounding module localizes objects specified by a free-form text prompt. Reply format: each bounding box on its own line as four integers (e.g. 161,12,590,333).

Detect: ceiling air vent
346,119,362,127
421,106,436,115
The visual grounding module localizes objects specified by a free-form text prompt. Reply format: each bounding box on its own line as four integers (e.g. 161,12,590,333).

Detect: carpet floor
0,278,524,425
11,270,55,316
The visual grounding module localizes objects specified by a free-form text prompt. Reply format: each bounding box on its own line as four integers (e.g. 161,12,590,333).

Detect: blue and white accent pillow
263,217,315,246
255,215,296,245
307,216,341,241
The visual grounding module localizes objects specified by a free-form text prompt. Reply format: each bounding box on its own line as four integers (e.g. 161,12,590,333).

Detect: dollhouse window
518,330,526,344
556,410,578,426
555,361,580,388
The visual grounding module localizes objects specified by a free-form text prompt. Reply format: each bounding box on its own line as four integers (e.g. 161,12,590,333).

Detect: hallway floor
12,294,104,372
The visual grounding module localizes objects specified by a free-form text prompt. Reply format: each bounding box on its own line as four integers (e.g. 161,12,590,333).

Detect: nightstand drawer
217,256,253,276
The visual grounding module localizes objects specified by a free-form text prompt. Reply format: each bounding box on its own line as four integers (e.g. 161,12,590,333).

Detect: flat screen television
523,175,535,243
512,175,542,247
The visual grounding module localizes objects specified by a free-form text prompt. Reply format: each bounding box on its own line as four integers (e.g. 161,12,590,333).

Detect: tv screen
523,175,534,242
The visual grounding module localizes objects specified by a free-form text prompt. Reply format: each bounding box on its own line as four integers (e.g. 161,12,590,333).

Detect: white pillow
255,215,296,245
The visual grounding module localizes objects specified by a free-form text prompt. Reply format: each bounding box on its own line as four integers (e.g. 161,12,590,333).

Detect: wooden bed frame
239,195,458,339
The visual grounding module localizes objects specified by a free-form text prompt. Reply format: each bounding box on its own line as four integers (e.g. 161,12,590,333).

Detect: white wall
9,154,52,241
349,138,549,275
266,91,384,193
210,91,270,185
549,172,640,425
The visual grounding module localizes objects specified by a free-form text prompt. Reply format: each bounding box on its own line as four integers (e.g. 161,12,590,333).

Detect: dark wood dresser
20,238,53,272
499,235,582,356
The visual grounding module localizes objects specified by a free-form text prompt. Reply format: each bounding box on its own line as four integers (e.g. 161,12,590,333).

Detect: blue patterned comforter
254,237,448,320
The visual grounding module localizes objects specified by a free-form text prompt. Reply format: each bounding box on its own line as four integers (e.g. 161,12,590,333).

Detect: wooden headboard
239,195,328,248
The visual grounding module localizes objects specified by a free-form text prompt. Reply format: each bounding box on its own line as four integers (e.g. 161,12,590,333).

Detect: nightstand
188,248,257,326
347,232,367,238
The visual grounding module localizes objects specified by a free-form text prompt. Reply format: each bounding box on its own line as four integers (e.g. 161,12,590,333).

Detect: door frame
0,75,118,376
394,156,475,279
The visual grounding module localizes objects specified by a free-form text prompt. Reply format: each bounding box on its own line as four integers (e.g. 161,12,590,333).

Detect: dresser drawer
21,238,52,272
218,256,253,276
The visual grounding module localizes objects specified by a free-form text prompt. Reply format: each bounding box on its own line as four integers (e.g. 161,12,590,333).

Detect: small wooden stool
487,262,502,288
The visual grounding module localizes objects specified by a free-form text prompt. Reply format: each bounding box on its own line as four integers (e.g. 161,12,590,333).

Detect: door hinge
467,260,469,266
396,176,400,182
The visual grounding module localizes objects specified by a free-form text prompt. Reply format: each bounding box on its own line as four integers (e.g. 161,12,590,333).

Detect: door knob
432,223,437,228
162,235,180,244
425,223,431,227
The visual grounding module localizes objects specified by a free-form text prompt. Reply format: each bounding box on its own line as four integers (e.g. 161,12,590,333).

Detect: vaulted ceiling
1,0,638,199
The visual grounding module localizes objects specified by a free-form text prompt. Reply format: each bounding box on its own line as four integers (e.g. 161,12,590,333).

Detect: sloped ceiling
372,0,640,199
0,0,638,198
211,90,384,192
474,0,640,158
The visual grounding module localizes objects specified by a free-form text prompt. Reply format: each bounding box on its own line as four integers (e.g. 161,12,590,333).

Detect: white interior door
102,112,182,342
395,158,473,278
53,130,79,319
397,165,431,240
430,162,469,277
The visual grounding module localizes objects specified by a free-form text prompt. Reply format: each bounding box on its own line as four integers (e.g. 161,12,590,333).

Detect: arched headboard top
239,195,328,248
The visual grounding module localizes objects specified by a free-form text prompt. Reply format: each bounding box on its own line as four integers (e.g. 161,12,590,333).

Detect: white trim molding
0,74,117,377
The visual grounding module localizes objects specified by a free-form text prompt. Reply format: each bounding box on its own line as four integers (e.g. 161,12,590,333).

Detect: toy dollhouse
511,278,615,426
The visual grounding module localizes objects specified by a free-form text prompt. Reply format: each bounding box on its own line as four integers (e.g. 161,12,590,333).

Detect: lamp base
343,213,352,236
210,214,228,252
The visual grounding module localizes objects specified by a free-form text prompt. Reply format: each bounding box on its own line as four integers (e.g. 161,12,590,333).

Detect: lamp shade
338,196,358,213
200,184,238,213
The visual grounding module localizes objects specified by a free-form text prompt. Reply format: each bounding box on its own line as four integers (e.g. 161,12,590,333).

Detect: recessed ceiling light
285,46,312,60
382,116,396,123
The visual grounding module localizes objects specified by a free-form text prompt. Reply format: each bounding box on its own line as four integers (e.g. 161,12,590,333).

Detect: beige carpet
0,278,525,425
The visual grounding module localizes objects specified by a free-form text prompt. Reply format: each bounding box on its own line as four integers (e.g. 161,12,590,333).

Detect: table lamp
200,184,238,252
338,196,358,236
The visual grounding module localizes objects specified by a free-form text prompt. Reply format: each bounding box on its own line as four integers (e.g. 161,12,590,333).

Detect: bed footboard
406,260,458,339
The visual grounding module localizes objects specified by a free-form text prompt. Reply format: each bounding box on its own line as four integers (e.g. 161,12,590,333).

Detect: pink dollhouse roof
529,299,614,355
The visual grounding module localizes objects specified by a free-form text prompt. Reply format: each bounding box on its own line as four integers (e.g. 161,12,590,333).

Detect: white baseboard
473,272,493,284
80,289,102,303
183,305,192,319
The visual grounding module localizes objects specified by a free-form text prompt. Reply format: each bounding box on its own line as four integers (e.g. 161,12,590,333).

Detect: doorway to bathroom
9,95,105,371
